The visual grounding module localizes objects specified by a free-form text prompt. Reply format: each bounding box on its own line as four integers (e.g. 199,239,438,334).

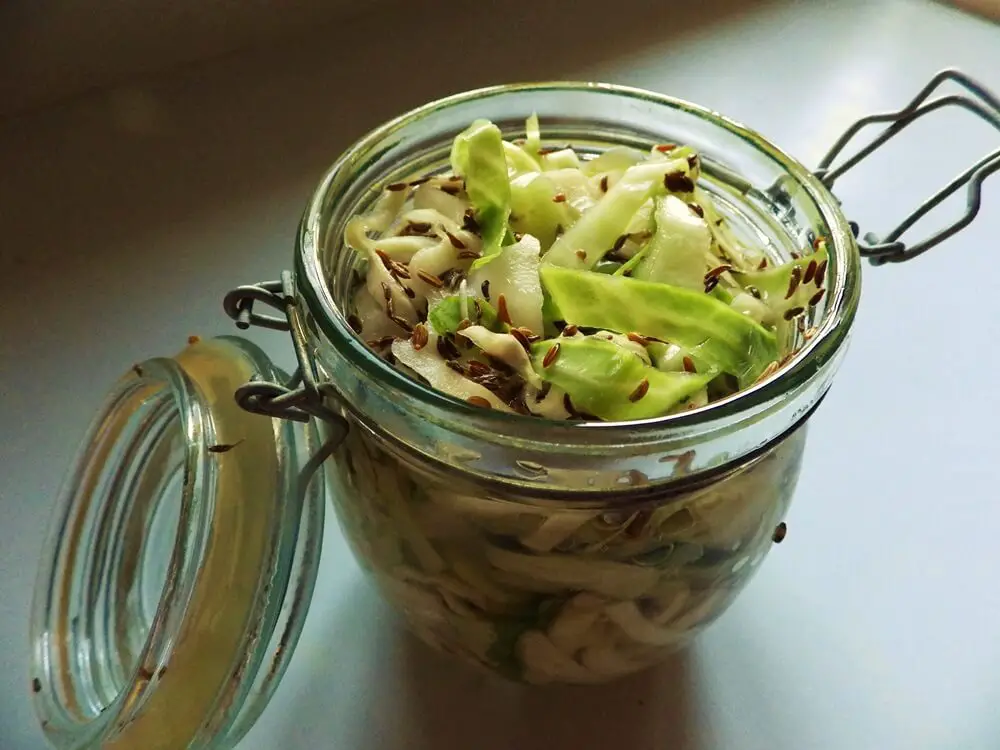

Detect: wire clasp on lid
223,271,349,449
815,68,1000,265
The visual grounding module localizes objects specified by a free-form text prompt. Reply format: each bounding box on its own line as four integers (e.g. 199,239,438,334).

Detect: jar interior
322,123,830,362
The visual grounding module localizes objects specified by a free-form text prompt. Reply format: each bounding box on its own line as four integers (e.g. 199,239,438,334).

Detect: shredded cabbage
327,425,806,684
541,156,694,270
467,233,544,334
530,336,716,421
450,120,513,269
343,115,822,405
633,195,713,289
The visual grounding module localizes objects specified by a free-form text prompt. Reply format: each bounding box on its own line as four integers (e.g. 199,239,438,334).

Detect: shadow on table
393,627,704,750
269,578,704,750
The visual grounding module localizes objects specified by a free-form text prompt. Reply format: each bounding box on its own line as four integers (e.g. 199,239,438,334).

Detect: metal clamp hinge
815,68,1000,265
223,272,348,445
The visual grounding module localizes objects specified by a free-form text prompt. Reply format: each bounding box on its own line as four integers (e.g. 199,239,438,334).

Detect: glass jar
31,72,996,747
290,83,860,683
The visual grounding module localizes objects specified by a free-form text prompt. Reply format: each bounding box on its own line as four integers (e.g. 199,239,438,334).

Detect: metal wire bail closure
223,271,348,470
815,68,1000,265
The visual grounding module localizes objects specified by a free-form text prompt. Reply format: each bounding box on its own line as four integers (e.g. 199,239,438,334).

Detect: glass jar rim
295,81,861,441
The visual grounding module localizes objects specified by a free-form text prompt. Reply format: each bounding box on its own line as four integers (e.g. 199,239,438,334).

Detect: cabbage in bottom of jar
326,427,805,683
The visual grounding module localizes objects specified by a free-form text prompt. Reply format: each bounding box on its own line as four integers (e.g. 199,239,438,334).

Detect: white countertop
2,1,999,748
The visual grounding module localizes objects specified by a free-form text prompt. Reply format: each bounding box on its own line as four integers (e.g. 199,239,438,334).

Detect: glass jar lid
30,336,326,750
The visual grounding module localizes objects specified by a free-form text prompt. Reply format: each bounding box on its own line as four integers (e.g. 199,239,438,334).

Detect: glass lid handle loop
814,68,1000,266
223,272,349,447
